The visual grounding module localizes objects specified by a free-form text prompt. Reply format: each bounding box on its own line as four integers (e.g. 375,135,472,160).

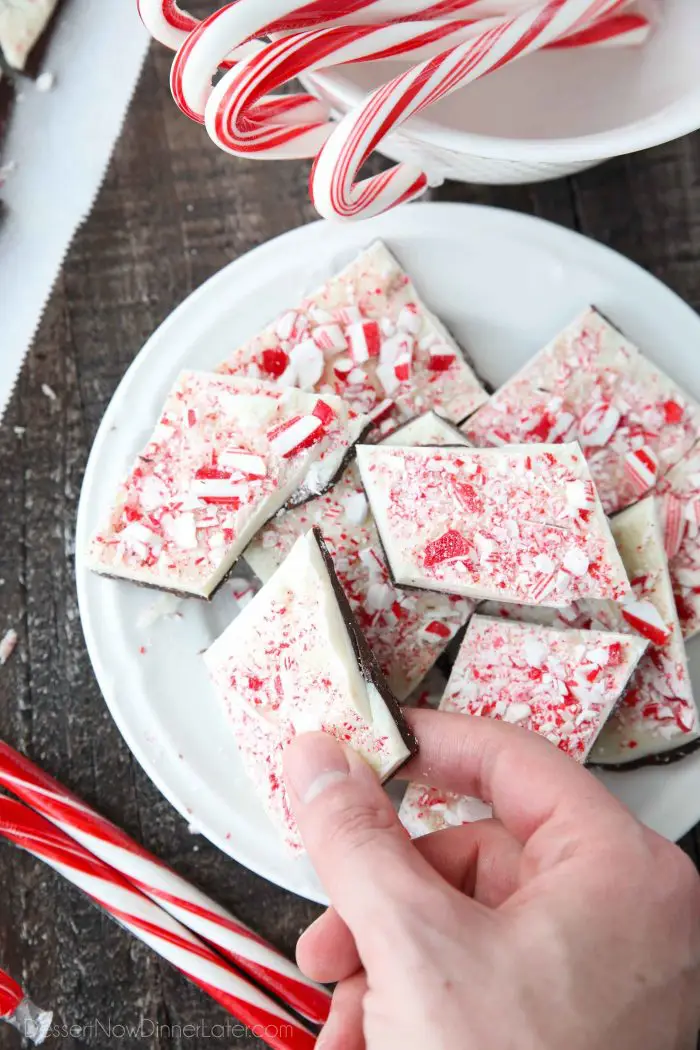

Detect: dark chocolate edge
0,73,14,146
311,526,419,771
587,732,700,772
455,303,620,433
283,419,373,511
92,522,268,603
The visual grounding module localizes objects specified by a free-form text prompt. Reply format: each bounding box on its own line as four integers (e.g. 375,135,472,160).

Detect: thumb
284,732,446,946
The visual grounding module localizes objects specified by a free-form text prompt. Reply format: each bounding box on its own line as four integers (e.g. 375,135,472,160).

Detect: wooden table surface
1,21,700,1050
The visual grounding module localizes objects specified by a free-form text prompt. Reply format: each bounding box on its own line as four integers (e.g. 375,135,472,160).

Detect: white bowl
302,0,700,186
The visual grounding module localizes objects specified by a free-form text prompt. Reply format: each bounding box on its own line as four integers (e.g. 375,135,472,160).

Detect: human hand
283,709,700,1050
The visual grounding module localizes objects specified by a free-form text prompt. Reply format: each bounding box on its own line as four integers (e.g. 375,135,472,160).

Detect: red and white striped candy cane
138,0,535,51
0,968,22,1020
203,7,646,161
145,0,640,123
309,0,632,218
0,743,329,1026
0,798,316,1050
0,968,52,1046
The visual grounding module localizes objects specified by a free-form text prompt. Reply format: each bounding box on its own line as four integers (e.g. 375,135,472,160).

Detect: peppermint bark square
464,308,700,514
658,440,700,640
357,442,630,606
244,412,474,700
398,614,647,839
86,372,367,599
588,498,699,767
204,528,418,850
0,0,59,70
217,241,487,427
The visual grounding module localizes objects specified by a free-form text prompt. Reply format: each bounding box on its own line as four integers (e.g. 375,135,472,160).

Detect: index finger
400,709,632,843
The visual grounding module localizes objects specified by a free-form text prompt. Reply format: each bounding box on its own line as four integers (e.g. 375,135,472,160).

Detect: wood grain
0,18,699,1048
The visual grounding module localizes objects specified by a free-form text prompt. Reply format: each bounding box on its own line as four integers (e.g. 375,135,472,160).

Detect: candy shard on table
464,307,700,514
216,241,487,428
244,412,475,700
357,441,631,606
204,528,418,850
657,439,700,641
588,497,699,768
86,372,367,599
398,614,647,839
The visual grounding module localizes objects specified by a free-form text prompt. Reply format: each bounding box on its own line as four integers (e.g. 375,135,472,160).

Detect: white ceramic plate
76,203,700,905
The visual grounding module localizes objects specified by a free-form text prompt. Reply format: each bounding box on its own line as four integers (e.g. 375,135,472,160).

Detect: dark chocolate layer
284,419,373,510
588,733,700,772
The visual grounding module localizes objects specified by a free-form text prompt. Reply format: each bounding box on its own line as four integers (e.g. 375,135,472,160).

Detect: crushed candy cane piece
218,242,487,425
357,443,630,606
466,308,700,513
0,629,18,666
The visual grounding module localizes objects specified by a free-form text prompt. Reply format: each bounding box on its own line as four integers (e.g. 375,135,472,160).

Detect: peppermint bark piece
204,528,418,851
398,614,647,839
217,241,488,427
244,412,474,700
657,440,700,640
86,372,367,599
357,442,630,606
589,498,699,767
464,308,700,514
0,0,59,70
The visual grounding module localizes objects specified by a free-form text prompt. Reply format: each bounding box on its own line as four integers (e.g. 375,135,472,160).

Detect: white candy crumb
0,629,18,666
13,426,25,437
344,491,368,526
563,548,590,577
41,383,57,402
0,161,17,189
137,594,182,630
35,71,56,92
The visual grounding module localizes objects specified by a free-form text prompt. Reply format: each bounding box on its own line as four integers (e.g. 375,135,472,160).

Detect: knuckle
326,794,396,855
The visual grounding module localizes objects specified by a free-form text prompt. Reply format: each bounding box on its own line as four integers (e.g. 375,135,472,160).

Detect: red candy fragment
347,321,381,364
267,415,324,458
312,399,335,426
621,599,672,646
424,530,472,568
428,346,456,372
261,348,290,378
663,400,684,424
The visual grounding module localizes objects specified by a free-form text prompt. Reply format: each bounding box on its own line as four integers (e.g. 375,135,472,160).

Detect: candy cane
203,7,646,161
0,968,52,1046
147,0,641,124
0,799,316,1050
309,0,632,218
138,0,540,51
0,743,330,1026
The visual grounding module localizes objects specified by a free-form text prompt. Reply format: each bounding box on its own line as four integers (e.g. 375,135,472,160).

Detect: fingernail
284,732,350,805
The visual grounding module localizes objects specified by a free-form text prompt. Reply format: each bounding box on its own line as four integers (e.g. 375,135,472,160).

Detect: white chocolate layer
357,442,630,606
87,372,365,598
658,439,700,641
590,498,699,765
205,529,411,850
465,308,700,514
244,413,474,700
217,241,487,428
399,614,646,838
